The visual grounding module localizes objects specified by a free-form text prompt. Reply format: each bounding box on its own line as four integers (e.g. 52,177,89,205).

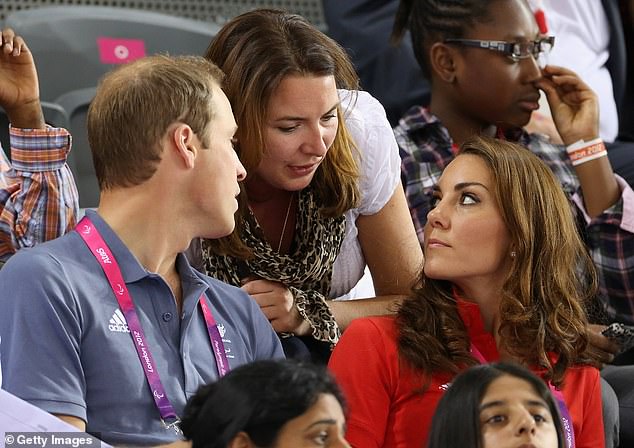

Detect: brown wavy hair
204,9,361,257
397,136,598,388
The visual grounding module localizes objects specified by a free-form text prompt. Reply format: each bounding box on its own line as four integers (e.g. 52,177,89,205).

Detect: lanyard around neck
470,343,575,448
76,216,230,428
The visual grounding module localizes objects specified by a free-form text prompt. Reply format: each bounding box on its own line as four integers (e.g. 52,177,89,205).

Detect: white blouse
329,90,401,299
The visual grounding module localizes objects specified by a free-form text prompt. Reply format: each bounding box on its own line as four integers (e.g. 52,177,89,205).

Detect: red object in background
534,8,548,34
97,37,146,64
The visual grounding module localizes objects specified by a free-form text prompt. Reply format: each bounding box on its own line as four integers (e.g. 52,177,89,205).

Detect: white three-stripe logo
108,309,130,333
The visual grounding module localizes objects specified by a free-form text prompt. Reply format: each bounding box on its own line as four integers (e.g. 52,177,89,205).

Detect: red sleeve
578,368,605,448
328,318,398,448
563,367,605,448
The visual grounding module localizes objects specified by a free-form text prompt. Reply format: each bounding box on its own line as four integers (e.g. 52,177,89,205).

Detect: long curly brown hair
397,136,599,388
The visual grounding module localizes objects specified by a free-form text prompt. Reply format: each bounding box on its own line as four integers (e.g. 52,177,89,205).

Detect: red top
328,300,605,448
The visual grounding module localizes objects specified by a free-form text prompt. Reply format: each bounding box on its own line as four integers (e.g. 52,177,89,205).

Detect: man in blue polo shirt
0,55,284,445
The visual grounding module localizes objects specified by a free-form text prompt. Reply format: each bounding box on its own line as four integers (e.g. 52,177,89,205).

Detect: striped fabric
0,125,79,261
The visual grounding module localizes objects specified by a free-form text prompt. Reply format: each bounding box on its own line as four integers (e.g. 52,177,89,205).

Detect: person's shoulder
0,231,80,278
0,232,85,313
565,363,601,381
340,89,388,127
394,105,436,133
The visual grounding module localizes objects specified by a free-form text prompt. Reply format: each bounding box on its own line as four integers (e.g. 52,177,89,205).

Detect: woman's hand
241,278,310,335
536,65,599,146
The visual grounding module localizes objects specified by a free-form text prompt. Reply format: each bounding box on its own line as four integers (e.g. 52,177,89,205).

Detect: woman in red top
329,137,604,447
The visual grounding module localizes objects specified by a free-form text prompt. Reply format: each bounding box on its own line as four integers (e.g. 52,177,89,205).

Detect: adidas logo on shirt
108,309,130,333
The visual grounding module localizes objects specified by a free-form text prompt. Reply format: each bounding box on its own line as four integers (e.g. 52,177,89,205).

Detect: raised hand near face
0,28,44,129
536,65,599,146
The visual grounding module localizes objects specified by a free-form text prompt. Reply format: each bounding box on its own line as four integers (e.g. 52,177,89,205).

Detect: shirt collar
82,210,203,289
398,105,445,133
455,291,559,366
81,209,148,283
398,105,531,146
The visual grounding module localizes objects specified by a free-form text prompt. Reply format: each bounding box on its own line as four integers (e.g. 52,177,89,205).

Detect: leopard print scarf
201,188,346,345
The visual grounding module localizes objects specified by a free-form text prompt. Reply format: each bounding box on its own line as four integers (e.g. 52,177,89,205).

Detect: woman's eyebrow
431,181,488,194
304,419,338,431
480,399,506,411
271,103,340,122
453,181,489,192
480,398,549,411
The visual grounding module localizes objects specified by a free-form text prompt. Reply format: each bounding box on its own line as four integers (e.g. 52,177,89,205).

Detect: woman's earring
510,251,517,258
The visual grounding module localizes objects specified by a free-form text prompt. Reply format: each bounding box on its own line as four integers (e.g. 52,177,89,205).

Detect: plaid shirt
396,106,634,325
0,126,78,262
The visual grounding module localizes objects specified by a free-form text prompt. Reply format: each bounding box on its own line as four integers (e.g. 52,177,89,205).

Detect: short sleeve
340,90,401,216
0,249,86,420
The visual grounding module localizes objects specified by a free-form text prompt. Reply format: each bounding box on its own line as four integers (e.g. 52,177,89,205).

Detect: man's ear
429,42,458,83
228,432,256,448
169,123,197,169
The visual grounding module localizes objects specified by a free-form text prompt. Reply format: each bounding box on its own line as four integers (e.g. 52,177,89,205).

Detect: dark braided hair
392,0,495,78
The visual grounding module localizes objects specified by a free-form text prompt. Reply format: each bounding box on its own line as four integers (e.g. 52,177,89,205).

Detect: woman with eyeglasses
392,0,634,433
393,0,634,330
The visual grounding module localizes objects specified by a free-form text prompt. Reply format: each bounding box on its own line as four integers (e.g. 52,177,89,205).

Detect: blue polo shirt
0,210,284,446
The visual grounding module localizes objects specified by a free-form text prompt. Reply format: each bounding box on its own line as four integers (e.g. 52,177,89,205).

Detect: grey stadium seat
4,6,220,207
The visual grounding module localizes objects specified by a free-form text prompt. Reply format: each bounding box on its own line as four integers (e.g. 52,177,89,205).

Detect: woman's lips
426,238,451,248
288,162,319,177
518,100,540,112
518,92,541,112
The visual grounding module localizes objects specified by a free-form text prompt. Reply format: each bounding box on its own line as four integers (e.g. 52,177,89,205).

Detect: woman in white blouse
199,8,422,362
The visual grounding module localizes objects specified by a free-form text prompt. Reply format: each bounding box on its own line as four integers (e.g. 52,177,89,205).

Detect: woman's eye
279,125,298,133
533,413,548,423
322,113,337,122
310,431,329,446
485,414,506,424
460,193,478,205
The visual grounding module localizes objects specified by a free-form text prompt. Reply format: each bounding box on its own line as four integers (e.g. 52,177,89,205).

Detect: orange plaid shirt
0,126,78,261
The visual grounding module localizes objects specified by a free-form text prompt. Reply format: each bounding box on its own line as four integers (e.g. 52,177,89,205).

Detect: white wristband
566,138,607,166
